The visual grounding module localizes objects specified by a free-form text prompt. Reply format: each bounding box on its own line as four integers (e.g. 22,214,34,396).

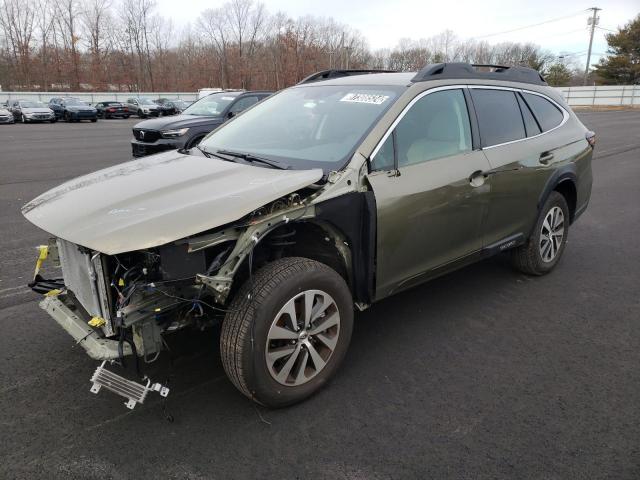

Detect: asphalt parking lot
1,111,639,479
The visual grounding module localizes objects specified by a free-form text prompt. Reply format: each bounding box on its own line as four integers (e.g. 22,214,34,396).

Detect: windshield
200,85,403,171
64,99,86,106
137,97,155,105
20,101,46,108
183,93,240,116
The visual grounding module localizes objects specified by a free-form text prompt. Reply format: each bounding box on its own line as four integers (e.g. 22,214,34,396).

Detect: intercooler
57,239,113,333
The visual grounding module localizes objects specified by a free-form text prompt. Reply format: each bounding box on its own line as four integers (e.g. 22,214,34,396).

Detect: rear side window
471,89,525,147
516,93,541,137
522,92,564,131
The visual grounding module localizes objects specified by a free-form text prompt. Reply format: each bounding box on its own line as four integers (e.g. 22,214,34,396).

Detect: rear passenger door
368,87,492,298
469,87,567,248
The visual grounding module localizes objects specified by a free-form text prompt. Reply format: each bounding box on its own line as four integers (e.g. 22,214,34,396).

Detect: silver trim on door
369,84,570,161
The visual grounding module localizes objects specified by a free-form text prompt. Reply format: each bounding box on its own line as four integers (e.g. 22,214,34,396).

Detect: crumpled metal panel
23,150,323,254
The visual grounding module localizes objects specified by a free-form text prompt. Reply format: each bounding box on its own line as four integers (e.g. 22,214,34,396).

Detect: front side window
522,92,564,132
371,89,472,169
471,89,525,147
200,85,403,172
229,96,258,114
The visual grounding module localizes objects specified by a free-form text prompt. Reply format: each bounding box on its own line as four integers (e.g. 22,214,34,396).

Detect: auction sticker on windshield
340,93,389,105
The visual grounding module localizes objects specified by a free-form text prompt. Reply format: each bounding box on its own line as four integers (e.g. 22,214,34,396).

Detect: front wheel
137,110,146,118
511,191,570,275
91,118,97,123
21,114,27,123
220,257,353,408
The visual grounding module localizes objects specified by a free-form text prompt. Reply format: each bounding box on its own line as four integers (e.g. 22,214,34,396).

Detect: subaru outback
23,63,593,409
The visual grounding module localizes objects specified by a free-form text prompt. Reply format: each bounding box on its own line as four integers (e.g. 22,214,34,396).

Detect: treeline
0,0,588,92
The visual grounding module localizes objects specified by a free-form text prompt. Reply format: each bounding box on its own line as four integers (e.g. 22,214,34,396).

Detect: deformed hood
23,151,323,254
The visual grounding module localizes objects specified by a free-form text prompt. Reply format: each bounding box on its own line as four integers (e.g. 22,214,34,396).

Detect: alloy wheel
265,290,340,386
539,206,565,262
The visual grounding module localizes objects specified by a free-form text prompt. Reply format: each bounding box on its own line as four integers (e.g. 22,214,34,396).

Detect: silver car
11,100,56,123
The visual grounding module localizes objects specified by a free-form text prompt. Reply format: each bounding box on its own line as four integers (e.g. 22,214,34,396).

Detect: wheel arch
234,192,376,306
538,165,578,223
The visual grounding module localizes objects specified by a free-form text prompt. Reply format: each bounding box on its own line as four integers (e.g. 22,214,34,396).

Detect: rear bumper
40,294,131,360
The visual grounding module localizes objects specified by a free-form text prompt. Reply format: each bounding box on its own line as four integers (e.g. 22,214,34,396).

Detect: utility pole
584,7,601,85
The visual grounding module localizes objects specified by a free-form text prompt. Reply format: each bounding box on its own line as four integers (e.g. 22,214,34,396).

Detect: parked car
95,101,131,119
22,64,593,410
170,99,191,113
10,100,56,123
124,97,160,118
49,97,98,122
0,106,15,124
153,98,176,116
131,90,271,157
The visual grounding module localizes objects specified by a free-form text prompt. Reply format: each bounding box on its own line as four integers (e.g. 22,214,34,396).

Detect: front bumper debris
90,361,169,409
40,295,131,360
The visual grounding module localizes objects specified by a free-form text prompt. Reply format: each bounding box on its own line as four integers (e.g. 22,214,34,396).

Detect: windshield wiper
217,149,288,170
196,145,237,162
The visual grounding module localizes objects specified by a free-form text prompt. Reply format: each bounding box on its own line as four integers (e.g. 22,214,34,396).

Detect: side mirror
227,111,235,119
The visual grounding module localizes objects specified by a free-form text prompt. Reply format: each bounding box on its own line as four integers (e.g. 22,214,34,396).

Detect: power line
472,10,588,39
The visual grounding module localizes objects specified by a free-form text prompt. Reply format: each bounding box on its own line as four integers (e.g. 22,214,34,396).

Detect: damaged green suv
23,63,594,408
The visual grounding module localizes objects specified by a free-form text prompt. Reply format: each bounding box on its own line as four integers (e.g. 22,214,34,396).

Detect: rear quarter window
522,92,564,131
470,89,525,147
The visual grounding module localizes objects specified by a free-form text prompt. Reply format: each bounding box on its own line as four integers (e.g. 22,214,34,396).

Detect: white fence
0,91,198,104
555,85,640,107
1,86,639,107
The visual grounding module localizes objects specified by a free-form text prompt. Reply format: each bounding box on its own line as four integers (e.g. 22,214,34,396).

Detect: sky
156,0,640,67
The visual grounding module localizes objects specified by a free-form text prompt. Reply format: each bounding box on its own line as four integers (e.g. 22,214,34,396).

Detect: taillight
123,107,128,112
586,130,596,148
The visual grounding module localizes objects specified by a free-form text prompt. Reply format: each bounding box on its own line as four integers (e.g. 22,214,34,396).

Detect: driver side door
367,87,492,299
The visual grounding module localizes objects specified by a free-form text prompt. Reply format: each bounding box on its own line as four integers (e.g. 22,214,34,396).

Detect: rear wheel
220,257,353,407
511,191,570,275
91,118,97,123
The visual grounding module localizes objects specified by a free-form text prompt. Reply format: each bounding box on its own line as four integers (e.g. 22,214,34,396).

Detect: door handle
539,152,554,165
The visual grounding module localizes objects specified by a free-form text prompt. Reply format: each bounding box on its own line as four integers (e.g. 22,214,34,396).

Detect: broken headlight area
31,237,236,364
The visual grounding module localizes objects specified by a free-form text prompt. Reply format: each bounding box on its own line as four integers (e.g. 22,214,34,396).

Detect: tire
49,118,56,123
137,109,146,118
511,191,570,275
21,114,27,123
220,257,354,408
124,115,130,119
64,112,70,122
91,118,97,123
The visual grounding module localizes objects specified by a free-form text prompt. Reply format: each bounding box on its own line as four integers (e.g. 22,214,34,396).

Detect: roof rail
297,69,397,85
411,62,547,86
